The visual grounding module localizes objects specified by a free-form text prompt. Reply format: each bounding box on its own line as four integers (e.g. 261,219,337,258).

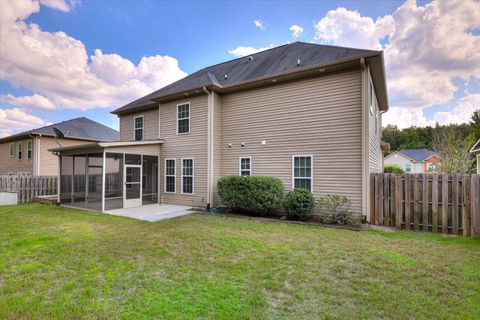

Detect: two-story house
50,42,388,220
0,117,119,176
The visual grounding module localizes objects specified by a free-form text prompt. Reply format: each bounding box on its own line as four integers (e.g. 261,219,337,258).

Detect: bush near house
217,176,284,216
283,189,315,221
318,194,362,226
384,164,405,173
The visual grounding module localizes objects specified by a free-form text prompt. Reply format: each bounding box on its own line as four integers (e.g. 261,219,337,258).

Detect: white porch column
101,151,106,212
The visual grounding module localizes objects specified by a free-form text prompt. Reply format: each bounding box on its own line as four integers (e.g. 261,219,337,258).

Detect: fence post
394,175,402,229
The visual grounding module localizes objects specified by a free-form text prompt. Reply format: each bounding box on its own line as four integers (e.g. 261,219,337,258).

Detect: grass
1,204,479,319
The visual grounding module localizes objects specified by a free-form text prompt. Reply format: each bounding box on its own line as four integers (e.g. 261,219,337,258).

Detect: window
293,156,312,191
427,163,438,173
165,159,176,193
27,141,33,160
181,158,194,194
9,143,15,157
239,157,251,176
17,142,22,160
177,103,190,134
134,116,144,141
405,164,412,173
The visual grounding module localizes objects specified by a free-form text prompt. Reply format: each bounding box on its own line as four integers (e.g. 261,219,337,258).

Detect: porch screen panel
60,156,73,204
142,155,158,205
86,153,103,211
125,154,141,165
105,153,123,210
72,155,86,208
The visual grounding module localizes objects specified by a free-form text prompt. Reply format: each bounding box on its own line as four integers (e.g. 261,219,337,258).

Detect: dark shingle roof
1,117,119,142
112,42,378,114
398,149,439,161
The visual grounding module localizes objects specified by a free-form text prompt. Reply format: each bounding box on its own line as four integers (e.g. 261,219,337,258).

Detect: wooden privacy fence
370,173,480,237
0,175,57,203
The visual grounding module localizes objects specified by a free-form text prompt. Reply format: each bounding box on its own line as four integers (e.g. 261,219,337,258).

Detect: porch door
124,164,142,208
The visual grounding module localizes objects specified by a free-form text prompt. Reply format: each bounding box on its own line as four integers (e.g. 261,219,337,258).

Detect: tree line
382,110,480,174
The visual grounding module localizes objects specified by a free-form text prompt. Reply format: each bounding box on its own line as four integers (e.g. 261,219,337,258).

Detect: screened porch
59,152,159,211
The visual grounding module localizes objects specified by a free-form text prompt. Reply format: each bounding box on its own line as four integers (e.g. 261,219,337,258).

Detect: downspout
203,86,213,208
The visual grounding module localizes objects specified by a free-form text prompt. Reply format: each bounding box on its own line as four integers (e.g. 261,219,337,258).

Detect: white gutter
203,86,214,207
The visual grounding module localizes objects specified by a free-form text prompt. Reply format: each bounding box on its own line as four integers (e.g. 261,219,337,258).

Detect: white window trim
17,142,23,160
292,155,313,192
27,140,33,160
9,143,15,158
239,157,252,176
176,102,190,135
181,157,194,195
164,158,176,194
134,115,144,141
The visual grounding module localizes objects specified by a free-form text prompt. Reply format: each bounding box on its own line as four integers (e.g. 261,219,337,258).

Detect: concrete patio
106,203,193,222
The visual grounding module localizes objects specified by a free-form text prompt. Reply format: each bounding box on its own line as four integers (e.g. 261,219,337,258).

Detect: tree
470,109,480,139
432,128,475,174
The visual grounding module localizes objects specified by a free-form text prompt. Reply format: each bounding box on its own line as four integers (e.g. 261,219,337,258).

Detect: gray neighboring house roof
397,149,439,162
0,117,119,143
112,42,386,115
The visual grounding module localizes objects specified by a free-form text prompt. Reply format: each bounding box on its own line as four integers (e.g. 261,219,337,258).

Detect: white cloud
39,0,75,12
432,94,480,125
0,0,187,112
228,45,274,58
383,107,434,129
0,93,56,110
254,19,267,31
289,25,303,38
314,0,480,127
0,108,49,137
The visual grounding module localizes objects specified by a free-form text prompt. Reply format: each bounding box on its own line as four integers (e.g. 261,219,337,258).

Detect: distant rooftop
112,41,381,114
398,148,439,161
0,117,119,142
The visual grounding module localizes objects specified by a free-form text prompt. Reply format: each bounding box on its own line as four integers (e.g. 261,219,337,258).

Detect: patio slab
106,203,193,222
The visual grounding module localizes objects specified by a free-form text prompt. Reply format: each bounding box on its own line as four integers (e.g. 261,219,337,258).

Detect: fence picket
463,175,471,236
404,174,411,230
452,175,459,235
422,174,429,231
413,174,420,231
432,175,439,233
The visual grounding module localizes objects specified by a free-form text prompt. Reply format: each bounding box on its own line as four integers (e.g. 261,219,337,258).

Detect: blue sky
1,0,479,136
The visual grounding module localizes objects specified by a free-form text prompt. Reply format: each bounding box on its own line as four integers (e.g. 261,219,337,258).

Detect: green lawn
0,204,479,319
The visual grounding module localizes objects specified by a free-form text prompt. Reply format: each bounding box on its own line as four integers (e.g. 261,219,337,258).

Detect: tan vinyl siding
39,137,95,175
159,95,208,207
368,69,383,173
0,138,34,174
119,108,159,141
220,69,363,212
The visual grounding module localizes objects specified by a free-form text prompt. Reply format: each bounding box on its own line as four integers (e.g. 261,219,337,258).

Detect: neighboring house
470,138,480,174
384,148,441,173
50,42,388,220
0,117,119,176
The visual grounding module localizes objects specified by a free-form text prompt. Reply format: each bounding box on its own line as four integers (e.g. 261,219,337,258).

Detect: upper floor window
27,141,33,160
182,158,194,194
9,143,15,157
18,142,23,160
177,103,190,134
239,157,251,176
293,156,312,191
134,116,144,141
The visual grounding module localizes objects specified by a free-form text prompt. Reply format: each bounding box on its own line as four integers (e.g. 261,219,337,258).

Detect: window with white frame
177,103,190,134
239,157,251,176
182,158,194,194
17,142,22,160
405,163,412,173
134,116,144,141
293,156,312,191
165,159,176,193
27,141,33,160
9,143,15,157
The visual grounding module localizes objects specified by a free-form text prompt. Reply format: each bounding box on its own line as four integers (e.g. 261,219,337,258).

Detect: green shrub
317,194,361,226
384,164,405,173
283,189,315,221
217,176,284,216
